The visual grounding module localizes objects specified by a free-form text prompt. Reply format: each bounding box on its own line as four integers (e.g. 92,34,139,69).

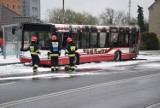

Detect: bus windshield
23,31,51,50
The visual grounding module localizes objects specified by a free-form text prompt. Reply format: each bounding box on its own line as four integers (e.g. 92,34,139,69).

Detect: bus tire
0,47,2,53
114,51,121,61
74,54,79,65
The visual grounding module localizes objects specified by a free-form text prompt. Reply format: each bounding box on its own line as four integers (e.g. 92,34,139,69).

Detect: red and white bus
17,22,140,65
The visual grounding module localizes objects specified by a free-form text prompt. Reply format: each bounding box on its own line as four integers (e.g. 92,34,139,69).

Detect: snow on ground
0,55,19,64
0,50,160,78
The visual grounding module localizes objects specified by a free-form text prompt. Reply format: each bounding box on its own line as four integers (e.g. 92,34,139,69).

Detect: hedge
140,32,159,50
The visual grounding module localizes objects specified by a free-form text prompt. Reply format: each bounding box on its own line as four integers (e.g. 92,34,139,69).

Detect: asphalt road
0,65,160,108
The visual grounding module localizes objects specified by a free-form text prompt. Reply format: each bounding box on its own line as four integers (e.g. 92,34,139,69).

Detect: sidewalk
0,55,20,66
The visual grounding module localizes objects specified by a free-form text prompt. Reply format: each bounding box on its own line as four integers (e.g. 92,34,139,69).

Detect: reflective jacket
66,41,77,57
0,38,3,46
48,40,61,56
24,42,40,55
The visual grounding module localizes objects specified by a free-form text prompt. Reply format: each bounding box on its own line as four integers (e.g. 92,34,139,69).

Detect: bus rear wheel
114,51,121,61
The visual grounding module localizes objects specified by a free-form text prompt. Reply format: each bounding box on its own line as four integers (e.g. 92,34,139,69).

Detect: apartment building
20,0,40,19
148,0,160,40
0,0,21,14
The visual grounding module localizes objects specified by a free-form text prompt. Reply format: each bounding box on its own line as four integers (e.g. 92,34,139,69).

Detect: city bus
14,22,140,66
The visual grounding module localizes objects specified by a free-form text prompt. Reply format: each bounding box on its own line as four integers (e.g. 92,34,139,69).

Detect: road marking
1,72,160,107
0,82,16,87
145,102,160,108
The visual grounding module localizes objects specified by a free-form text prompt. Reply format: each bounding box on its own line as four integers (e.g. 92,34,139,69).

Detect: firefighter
65,37,77,71
0,37,3,55
22,36,40,72
48,35,61,72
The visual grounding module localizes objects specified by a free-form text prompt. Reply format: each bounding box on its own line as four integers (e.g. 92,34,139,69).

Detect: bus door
118,27,126,47
125,27,131,47
60,32,68,49
90,26,98,48
100,27,108,48
79,26,90,49
69,26,79,48
129,27,139,54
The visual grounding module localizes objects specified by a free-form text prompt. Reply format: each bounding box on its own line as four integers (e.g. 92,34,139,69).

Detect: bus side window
125,33,130,47
81,32,90,48
111,34,118,47
99,33,106,48
105,33,110,47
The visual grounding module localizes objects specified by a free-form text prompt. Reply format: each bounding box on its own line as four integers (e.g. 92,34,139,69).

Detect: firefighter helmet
67,37,72,43
52,35,57,40
31,36,37,42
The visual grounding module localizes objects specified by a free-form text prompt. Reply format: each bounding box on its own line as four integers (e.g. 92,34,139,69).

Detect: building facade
0,0,21,14
20,0,40,19
0,5,20,26
0,5,42,27
148,0,160,40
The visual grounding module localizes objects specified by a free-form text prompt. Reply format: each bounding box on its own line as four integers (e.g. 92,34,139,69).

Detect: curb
0,62,22,66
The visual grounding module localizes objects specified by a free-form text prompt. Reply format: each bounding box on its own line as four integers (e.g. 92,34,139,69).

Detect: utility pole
128,0,131,23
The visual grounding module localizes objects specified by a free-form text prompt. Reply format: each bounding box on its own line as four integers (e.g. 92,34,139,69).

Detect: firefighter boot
51,66,54,72
55,66,59,71
33,67,38,73
70,66,75,72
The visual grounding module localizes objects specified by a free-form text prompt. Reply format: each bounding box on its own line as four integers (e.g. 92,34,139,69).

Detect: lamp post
62,0,64,24
128,0,131,23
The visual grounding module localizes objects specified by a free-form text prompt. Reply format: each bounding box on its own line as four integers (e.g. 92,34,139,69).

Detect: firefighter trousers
69,56,75,70
31,54,40,71
51,56,58,69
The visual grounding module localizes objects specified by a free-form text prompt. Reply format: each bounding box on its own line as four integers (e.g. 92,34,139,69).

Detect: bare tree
99,8,114,25
99,8,129,25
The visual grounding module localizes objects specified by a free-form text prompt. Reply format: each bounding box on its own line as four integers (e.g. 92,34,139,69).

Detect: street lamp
62,0,64,24
128,0,131,23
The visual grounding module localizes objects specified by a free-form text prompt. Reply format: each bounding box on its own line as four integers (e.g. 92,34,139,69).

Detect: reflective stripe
51,66,58,69
55,66,58,69
69,54,75,57
34,64,38,68
70,66,75,69
51,66,54,69
50,54,58,56
30,52,38,55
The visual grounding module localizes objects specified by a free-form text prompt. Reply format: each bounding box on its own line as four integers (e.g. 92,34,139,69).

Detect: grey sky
41,0,154,20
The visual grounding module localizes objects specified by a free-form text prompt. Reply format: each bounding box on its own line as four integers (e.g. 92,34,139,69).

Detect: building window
35,7,37,11
18,6,20,10
6,4,9,8
13,5,15,10
32,7,34,10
